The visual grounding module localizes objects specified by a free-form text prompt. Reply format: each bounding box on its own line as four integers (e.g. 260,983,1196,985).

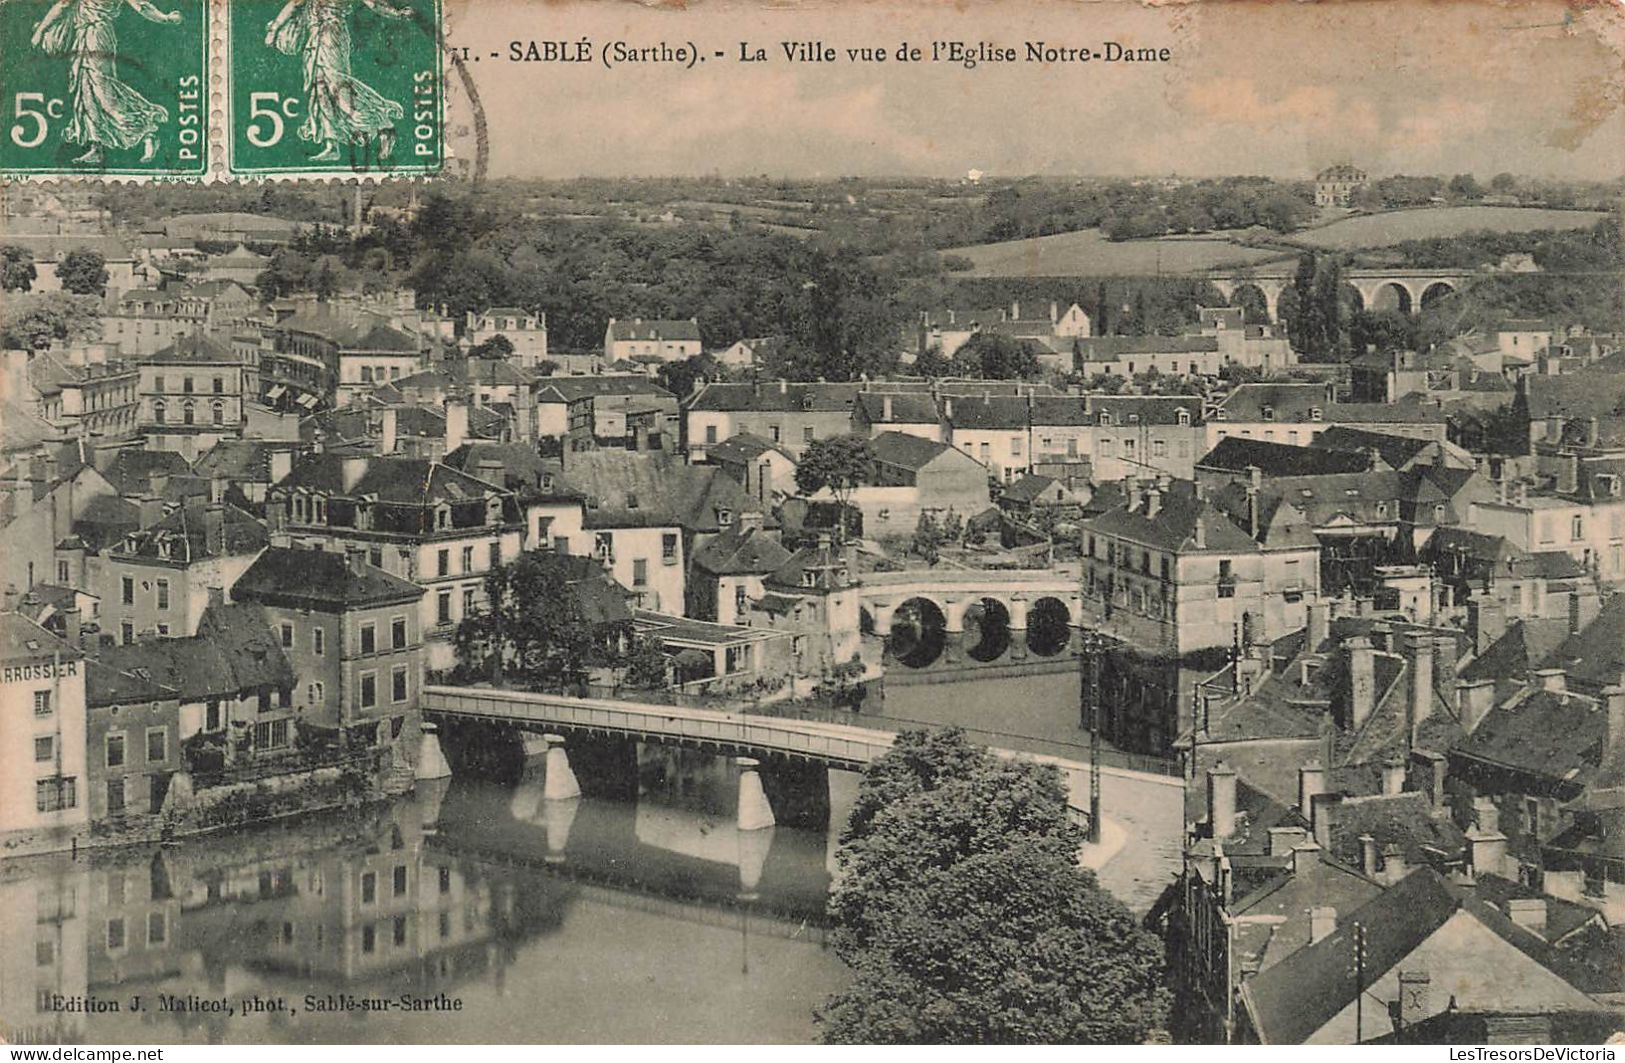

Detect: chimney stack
1246,466,1261,536
203,503,226,556
1360,833,1379,877
881,395,893,423
1602,686,1625,756
1298,760,1327,821
379,407,398,456
1456,677,1497,734
1398,970,1432,1028
269,448,294,484
1347,636,1376,730
1207,761,1237,840
1308,601,1329,649
1408,632,1434,744
1469,796,1508,878
1411,749,1448,809
1383,843,1409,884
61,605,81,650
341,455,368,493
1467,598,1506,653
1382,755,1407,796
1310,791,1342,851
445,399,469,453
1291,840,1321,877
1309,906,1337,944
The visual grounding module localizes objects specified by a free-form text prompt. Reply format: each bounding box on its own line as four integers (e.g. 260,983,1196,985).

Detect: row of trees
820,728,1167,1043
0,246,109,297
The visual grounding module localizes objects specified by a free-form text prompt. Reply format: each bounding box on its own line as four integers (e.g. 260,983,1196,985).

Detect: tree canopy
57,249,108,296
952,332,1045,380
821,729,1168,1044
0,245,37,292
795,434,876,542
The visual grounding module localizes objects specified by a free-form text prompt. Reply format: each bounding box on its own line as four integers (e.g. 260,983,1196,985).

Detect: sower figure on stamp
266,0,409,163
27,0,181,164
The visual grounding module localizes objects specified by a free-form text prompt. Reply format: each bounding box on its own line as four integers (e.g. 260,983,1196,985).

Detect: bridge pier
736,757,776,831
543,734,582,801
416,722,451,781
1008,595,1029,661
736,821,775,901
542,791,579,864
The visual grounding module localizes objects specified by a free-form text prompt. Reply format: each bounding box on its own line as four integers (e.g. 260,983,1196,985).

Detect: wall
0,654,88,836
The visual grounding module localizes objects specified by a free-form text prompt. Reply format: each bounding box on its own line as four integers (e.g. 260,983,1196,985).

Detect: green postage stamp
0,0,210,177
226,0,445,177
0,0,445,180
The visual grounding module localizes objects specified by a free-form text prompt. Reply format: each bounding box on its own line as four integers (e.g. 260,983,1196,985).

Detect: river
0,669,1175,1045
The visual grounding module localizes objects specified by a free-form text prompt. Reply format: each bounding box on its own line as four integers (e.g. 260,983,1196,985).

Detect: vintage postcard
0,0,1622,1049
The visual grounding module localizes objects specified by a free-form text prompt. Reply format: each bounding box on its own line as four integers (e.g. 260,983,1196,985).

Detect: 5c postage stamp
0,0,210,177
225,0,445,178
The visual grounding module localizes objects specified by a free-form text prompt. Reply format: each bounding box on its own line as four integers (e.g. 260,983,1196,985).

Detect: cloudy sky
443,0,1625,180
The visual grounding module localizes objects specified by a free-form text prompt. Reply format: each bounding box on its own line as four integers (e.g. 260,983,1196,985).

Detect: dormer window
1098,411,1113,427
1128,413,1141,425
1176,409,1191,426
1261,405,1274,421
1214,409,1228,421
626,493,639,510
717,508,733,527
435,504,451,529
1375,501,1389,518
1309,406,1323,422
801,570,817,587
586,495,600,509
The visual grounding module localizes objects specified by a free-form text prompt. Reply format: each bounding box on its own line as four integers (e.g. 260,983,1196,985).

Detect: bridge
855,569,1084,667
419,683,1186,906
1208,267,1477,323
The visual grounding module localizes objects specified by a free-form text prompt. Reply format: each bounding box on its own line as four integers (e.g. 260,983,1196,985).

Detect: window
154,374,166,393
553,536,570,554
392,667,408,703
360,622,376,654
437,592,451,625
633,559,648,587
106,778,125,813
462,586,476,614
1572,515,1584,541
57,559,69,584
360,673,378,709
155,579,169,611
211,401,223,426
803,425,815,443
121,576,134,605
489,541,501,568
391,616,407,649
979,442,991,462
182,402,194,426
769,425,781,443
1309,406,1323,422
393,865,408,897
461,545,474,572
279,622,294,648
1011,436,1024,456
212,376,223,394
393,915,407,946
313,627,325,656
34,690,51,717
1375,501,1389,518
106,731,125,768
1153,439,1167,458
437,549,450,577
362,924,376,953
735,584,747,616
35,777,75,813
147,911,166,946
34,736,53,762
1122,438,1136,458
1218,559,1235,598
1177,409,1191,426
361,872,377,904
183,376,194,394
704,424,717,444
106,918,126,951
146,728,166,764
662,533,678,564
156,623,168,637
153,400,166,424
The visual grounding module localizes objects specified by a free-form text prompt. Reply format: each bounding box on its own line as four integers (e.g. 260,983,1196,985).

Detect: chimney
206,585,224,607
1308,601,1329,649
1411,749,1448,809
1309,905,1337,944
943,397,953,420
1246,466,1261,536
738,509,764,534
1298,760,1327,821
1010,300,1020,320
1473,795,1500,835
347,548,366,576
1469,797,1508,878
1207,761,1237,840
147,471,170,499
203,503,225,556
61,605,81,650
1506,898,1548,936
1408,632,1434,743
1310,791,1342,851
445,399,468,453
1267,825,1309,856
1457,677,1497,734
1383,843,1408,884
1291,840,1321,877
1529,667,1565,693
209,476,227,504
341,455,368,492
882,395,893,422
1124,476,1140,512
778,379,787,395
1145,483,1163,519
1360,833,1379,877
1603,686,1625,755
1557,453,1579,495
1192,518,1206,549
379,407,397,456
269,448,294,484
1397,970,1431,1028
1468,597,1507,654
1346,636,1376,730
1382,755,1407,796
1433,633,1459,693
1049,300,1059,324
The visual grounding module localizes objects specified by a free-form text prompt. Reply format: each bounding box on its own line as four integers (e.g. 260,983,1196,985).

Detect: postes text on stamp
227,0,444,178
0,0,209,177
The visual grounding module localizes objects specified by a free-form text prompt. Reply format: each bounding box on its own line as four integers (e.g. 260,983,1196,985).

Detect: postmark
0,0,210,178
226,0,444,178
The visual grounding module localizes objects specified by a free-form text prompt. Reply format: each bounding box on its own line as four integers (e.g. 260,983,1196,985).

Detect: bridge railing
858,569,1075,589
422,685,895,767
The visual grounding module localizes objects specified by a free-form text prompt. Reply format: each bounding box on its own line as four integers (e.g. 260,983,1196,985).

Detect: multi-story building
270,306,424,408
100,498,268,643
1470,485,1625,588
603,318,702,364
8,349,141,442
850,391,944,442
1207,383,1450,451
0,614,87,842
1083,395,1206,482
466,307,549,369
266,453,525,671
137,334,251,460
1073,335,1224,378
1314,164,1367,207
684,381,860,461
102,279,258,358
534,376,677,444
84,657,182,824
230,546,426,751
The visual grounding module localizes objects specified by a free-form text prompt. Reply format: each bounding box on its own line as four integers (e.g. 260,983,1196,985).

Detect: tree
912,345,953,379
452,550,629,690
1284,253,1323,355
1490,172,1518,194
0,293,102,350
620,637,670,690
654,353,722,399
0,245,36,292
312,260,339,301
1447,173,1484,202
795,434,875,543
56,249,108,296
952,332,1043,380
912,512,942,565
821,729,1168,1044
469,333,515,360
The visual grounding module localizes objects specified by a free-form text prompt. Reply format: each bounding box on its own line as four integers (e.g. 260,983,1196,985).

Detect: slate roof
192,440,292,484
854,392,940,424
441,442,581,503
111,501,267,561
870,430,955,472
0,612,82,666
1525,375,1625,423
690,525,793,577
86,658,177,708
686,381,859,413
1197,437,1374,478
1214,383,1447,425
0,399,60,454
944,395,1035,430
538,553,633,625
1326,791,1468,868
231,547,424,610
98,607,292,701
1536,594,1625,692
142,334,241,365
536,376,674,403
277,308,419,352
1000,474,1060,505
1230,857,1386,974
561,451,768,533
1310,426,1437,469
1082,480,1260,554
606,319,701,342
277,453,511,506
1073,335,1219,359
1087,394,1203,426
1450,687,1612,789
70,494,141,550
100,449,195,496
708,432,794,466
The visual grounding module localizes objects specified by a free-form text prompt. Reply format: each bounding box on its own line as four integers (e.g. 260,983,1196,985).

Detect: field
1288,206,1609,250
942,228,1292,278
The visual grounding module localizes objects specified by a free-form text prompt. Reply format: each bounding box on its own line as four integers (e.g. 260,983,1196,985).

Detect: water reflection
0,745,852,1045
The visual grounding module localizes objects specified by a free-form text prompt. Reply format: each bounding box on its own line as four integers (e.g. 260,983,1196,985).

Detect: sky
441,0,1625,181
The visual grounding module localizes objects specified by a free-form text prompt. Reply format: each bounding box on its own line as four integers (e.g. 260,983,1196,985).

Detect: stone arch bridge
1209,267,1477,323
855,569,1084,667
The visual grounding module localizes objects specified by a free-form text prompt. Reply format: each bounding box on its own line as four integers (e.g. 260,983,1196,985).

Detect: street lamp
1079,629,1105,843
